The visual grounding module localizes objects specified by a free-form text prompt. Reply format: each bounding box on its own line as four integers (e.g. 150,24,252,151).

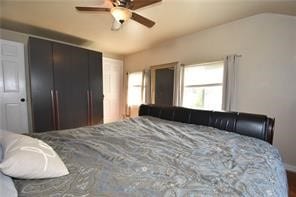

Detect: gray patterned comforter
14,116,287,197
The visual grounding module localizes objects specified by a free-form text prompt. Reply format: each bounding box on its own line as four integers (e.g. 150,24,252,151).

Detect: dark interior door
88,51,103,125
29,37,55,132
53,43,89,129
155,68,174,106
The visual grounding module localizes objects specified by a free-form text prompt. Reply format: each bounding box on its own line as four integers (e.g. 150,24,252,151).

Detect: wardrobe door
29,37,55,132
88,51,103,124
53,43,89,129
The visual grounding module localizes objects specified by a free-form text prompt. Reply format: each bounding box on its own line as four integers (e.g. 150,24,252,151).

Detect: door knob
20,98,26,102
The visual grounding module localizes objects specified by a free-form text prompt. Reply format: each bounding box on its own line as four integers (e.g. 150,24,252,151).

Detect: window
182,62,224,110
127,72,143,106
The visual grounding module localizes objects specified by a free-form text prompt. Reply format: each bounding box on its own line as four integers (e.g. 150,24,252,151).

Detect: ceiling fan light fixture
111,7,132,24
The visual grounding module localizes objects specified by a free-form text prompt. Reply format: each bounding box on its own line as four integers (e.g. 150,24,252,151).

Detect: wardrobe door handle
90,90,93,125
50,90,57,130
87,90,90,125
55,90,61,130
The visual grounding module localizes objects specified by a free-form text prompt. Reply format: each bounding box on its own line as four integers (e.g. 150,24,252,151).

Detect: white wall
124,14,296,169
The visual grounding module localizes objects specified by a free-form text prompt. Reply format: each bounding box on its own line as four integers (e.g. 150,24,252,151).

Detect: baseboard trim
285,163,296,172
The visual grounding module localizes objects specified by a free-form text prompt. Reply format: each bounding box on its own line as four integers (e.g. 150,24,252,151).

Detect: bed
13,105,287,196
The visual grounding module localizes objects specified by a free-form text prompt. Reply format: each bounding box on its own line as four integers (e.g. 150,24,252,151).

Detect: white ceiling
1,0,296,56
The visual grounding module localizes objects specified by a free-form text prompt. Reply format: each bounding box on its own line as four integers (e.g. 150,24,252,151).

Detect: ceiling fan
76,0,162,31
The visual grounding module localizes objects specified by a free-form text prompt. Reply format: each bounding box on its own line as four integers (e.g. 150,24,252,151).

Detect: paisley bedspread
14,116,287,197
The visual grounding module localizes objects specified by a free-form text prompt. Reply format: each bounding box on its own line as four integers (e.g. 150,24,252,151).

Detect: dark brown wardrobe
29,37,103,132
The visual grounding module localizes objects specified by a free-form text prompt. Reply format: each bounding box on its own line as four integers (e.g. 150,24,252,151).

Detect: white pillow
0,171,17,197
0,130,69,179
0,140,17,197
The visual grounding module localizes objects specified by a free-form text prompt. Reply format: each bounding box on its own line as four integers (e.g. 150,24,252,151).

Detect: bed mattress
13,116,287,196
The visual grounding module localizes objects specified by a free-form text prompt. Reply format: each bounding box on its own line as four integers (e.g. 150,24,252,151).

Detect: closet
29,37,103,132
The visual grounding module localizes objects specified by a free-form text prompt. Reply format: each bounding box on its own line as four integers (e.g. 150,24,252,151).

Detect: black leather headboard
139,105,275,144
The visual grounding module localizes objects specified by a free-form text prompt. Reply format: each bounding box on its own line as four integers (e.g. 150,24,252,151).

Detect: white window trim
182,60,224,110
184,60,224,68
127,71,144,107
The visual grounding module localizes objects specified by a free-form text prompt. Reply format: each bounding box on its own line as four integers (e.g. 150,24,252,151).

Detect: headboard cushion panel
159,107,175,121
139,104,274,144
173,107,191,123
236,113,269,142
209,111,237,132
188,110,211,126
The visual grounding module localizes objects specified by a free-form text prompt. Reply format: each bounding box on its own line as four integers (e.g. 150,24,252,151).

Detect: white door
0,39,28,133
103,57,123,123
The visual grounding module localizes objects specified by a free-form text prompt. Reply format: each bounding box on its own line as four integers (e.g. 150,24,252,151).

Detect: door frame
150,62,178,104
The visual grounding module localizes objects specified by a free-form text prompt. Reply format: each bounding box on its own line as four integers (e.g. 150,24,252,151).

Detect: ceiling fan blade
111,19,122,31
76,6,110,12
131,12,155,28
129,0,162,10
105,0,115,7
